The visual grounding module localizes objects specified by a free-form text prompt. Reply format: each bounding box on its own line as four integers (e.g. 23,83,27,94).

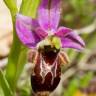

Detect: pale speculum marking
40,54,58,85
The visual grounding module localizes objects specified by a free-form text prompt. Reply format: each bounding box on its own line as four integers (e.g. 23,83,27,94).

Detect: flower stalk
3,0,40,93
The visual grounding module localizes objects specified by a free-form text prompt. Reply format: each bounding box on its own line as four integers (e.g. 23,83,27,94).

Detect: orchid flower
16,0,85,51
16,0,85,94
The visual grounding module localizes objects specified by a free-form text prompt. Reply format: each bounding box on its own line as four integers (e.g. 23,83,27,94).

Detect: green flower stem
6,31,24,92
3,0,22,92
3,0,40,93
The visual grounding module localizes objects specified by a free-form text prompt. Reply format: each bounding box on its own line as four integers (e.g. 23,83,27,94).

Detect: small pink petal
56,27,85,50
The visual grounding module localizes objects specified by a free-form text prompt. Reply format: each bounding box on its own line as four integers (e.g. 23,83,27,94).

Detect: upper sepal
38,0,61,32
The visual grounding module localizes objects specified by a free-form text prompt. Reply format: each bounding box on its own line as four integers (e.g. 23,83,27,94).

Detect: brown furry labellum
30,45,69,95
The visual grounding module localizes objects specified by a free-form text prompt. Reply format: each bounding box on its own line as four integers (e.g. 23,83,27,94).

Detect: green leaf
0,70,13,96
15,47,28,82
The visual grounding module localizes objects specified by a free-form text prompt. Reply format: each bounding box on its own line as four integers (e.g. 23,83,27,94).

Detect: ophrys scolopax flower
16,0,85,95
